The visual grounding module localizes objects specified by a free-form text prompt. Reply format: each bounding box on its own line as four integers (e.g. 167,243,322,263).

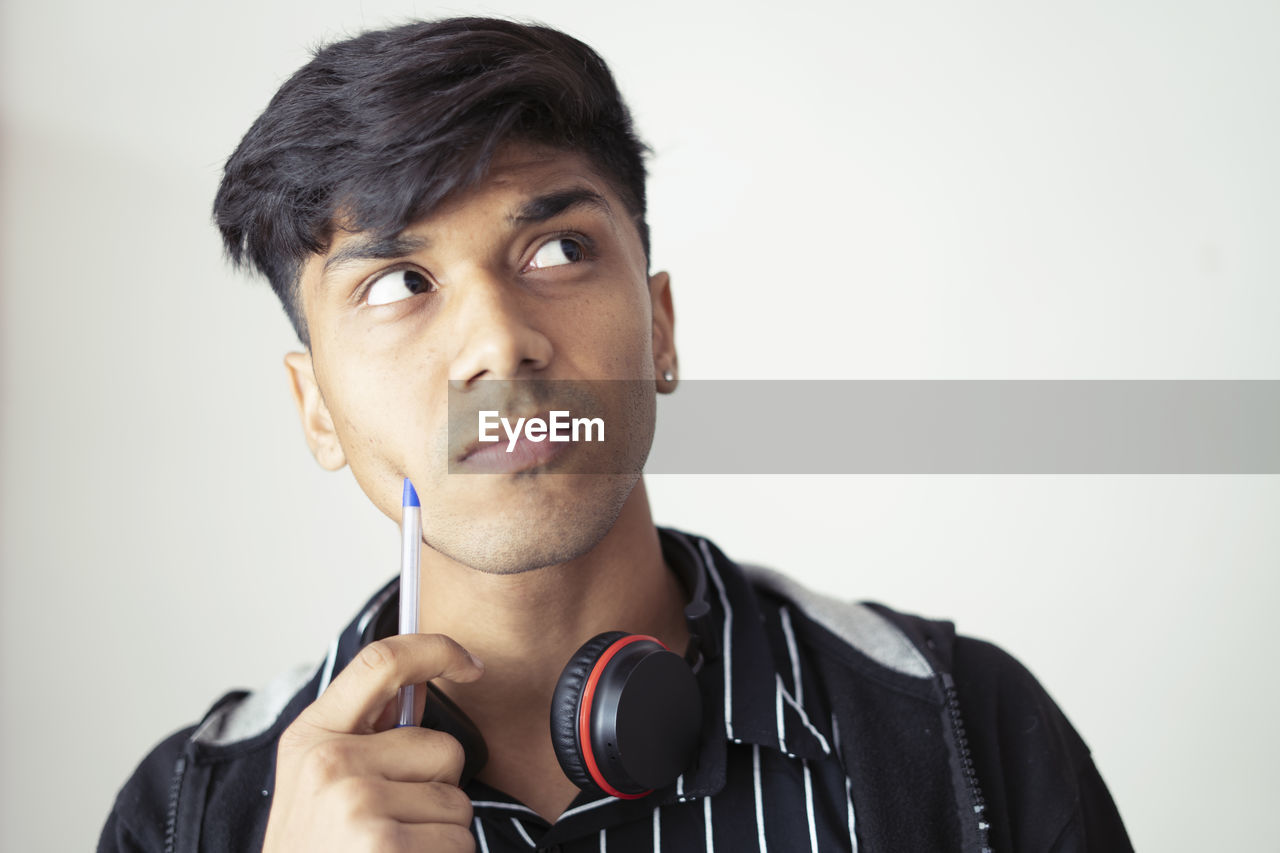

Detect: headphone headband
659,528,720,673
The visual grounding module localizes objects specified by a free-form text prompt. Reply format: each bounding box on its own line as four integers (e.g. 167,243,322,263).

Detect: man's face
285,144,676,574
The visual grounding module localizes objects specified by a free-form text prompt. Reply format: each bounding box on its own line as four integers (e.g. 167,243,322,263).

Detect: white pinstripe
599,827,607,852
470,801,540,819
774,674,789,755
511,817,536,848
703,795,715,852
831,713,859,853
777,681,832,755
652,804,661,853
697,536,736,741
473,817,490,853
356,582,398,637
803,759,818,853
779,606,803,706
752,744,767,852
559,797,616,821
474,799,614,827
779,603,837,772
316,636,338,697
845,777,859,852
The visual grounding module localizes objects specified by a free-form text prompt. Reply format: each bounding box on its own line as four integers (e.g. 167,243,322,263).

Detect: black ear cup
550,632,628,790
550,632,703,799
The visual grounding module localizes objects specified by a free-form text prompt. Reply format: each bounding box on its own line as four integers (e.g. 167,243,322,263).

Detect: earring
662,369,675,383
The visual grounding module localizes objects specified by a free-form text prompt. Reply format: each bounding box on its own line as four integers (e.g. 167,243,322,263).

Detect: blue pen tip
403,478,420,507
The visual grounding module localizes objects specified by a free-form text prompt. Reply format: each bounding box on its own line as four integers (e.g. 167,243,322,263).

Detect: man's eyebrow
509,188,614,225
319,189,609,279
322,234,430,276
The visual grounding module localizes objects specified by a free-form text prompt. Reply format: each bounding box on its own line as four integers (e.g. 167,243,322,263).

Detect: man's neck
414,478,690,819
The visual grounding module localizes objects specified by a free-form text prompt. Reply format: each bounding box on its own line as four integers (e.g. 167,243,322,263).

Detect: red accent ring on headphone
577,634,665,799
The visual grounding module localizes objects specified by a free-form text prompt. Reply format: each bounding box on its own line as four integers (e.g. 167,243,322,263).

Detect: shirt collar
660,527,832,805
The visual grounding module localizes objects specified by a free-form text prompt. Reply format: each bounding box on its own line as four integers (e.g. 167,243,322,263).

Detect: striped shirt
468,530,857,852
317,528,861,852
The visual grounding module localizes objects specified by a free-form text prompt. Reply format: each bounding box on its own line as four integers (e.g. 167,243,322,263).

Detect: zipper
163,754,188,853
942,673,992,853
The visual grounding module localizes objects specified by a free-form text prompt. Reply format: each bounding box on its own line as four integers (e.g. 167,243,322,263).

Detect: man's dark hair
213,17,651,346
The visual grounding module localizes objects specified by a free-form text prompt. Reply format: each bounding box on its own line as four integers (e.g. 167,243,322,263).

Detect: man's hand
262,634,485,852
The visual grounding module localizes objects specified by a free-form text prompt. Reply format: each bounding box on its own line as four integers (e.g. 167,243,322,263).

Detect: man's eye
365,269,432,306
528,237,586,270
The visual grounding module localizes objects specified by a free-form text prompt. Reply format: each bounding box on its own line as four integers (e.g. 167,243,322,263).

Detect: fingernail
468,651,485,671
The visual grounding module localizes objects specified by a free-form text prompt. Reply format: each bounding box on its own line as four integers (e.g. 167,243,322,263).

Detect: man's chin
423,473,638,575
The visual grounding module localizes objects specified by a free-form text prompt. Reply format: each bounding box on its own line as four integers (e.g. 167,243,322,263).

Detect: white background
2,1,1277,850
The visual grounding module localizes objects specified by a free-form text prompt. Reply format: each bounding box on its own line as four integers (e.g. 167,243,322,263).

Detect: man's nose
448,270,553,386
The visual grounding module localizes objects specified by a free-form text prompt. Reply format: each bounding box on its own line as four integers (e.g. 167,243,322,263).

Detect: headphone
374,530,716,798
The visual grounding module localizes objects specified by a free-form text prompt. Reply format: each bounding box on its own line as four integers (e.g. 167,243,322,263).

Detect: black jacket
99,530,1131,852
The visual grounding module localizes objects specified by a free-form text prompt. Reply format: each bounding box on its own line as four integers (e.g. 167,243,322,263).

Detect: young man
99,17,1131,852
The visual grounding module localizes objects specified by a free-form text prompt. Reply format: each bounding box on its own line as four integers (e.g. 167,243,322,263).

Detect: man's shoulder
739,561,947,680
100,571,402,850
187,662,318,750
739,561,1049,683
731,559,1132,851
99,664,320,852
98,721,198,852
736,560,1083,716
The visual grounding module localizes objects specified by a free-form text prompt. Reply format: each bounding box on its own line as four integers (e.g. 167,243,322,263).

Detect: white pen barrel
399,504,421,635
397,502,421,727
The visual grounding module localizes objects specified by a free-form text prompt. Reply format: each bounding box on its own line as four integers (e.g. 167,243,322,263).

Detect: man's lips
457,408,546,461
457,430,571,474
458,407,578,466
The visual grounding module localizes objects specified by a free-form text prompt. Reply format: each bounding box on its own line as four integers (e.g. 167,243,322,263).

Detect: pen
396,478,422,727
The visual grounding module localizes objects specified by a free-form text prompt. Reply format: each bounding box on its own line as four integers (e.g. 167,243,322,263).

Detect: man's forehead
320,144,619,260
483,143,607,186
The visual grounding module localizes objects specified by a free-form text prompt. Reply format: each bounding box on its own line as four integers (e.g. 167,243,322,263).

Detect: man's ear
649,270,678,390
283,351,348,471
